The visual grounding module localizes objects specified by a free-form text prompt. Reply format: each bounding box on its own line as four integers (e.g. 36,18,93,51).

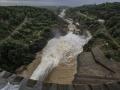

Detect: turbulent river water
0,82,20,90
0,9,92,90
30,9,92,81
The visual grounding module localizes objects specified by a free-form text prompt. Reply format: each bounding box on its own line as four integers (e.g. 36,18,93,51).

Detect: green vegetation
0,6,63,72
66,2,120,61
0,3,120,72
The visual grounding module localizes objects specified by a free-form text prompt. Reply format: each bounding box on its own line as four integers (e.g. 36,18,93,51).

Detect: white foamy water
58,9,66,18
30,31,92,80
30,9,92,81
0,82,19,90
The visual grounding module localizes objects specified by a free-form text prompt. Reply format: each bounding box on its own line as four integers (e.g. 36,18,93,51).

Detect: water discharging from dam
0,82,20,90
0,9,92,90
30,9,92,81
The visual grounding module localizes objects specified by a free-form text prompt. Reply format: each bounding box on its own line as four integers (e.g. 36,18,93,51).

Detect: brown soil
16,51,42,78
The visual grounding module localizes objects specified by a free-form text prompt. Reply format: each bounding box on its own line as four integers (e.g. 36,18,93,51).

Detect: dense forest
0,6,64,72
0,2,120,72
66,2,120,61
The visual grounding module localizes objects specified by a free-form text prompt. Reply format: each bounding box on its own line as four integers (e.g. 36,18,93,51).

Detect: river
30,9,92,83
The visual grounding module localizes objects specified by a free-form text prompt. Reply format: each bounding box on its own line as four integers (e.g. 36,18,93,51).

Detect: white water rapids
0,82,20,90
0,9,92,90
0,10,92,90
30,9,92,81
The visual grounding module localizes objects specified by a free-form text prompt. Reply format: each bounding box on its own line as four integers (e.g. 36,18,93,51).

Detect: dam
0,9,120,90
0,46,120,90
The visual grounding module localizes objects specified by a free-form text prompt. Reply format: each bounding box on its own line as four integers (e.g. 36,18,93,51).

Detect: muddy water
45,57,77,84
17,52,76,84
17,9,91,84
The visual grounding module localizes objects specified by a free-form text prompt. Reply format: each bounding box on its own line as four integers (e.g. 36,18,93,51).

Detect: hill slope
66,2,120,61
0,6,64,72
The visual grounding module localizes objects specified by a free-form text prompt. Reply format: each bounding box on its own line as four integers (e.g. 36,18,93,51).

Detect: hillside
0,2,120,75
66,2,120,61
0,6,65,72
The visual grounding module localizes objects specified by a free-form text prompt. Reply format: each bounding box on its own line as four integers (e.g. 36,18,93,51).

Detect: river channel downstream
16,9,92,84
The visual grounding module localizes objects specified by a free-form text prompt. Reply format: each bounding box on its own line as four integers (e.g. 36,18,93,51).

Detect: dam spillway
0,8,120,90
30,9,92,81
30,31,92,81
0,47,120,90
